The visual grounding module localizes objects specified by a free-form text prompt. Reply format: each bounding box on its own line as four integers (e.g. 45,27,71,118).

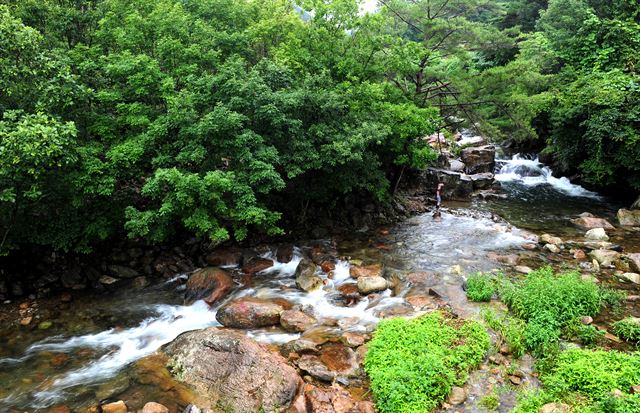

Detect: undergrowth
613,318,640,346
364,311,489,413
466,272,496,302
481,307,526,358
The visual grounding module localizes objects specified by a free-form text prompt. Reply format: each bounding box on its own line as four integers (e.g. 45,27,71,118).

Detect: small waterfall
495,154,599,198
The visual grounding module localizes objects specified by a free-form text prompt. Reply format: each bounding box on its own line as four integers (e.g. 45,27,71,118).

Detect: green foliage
499,267,604,355
466,273,496,302
613,318,640,345
514,349,640,412
364,311,489,413
481,307,526,358
479,392,500,411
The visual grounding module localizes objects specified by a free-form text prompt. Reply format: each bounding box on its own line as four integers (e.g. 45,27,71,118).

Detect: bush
498,267,604,355
479,393,500,411
513,349,640,413
364,311,489,413
482,307,526,358
613,318,640,345
466,273,495,302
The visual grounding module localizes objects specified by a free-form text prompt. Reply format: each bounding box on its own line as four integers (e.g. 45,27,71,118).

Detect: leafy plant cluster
364,311,489,413
613,318,640,346
465,272,496,302
513,349,640,413
498,267,609,356
481,307,526,358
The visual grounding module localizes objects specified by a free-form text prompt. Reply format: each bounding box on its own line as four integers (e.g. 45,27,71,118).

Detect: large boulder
618,209,640,226
185,267,233,306
163,328,302,412
216,297,284,328
280,309,317,333
242,257,274,274
461,145,496,174
469,172,494,190
357,276,388,294
349,263,383,279
585,228,609,241
295,260,323,292
625,253,640,272
421,168,473,201
589,249,620,267
572,216,614,230
205,248,242,267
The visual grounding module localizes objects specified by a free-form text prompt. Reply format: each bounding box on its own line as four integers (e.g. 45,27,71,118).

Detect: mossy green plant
613,317,640,345
466,273,495,302
364,311,489,413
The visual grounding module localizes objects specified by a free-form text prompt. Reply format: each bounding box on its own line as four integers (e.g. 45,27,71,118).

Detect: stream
0,154,637,413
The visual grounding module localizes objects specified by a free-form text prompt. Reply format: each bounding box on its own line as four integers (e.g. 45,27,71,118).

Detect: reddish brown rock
141,402,169,413
572,216,615,230
205,248,242,267
487,253,519,266
47,405,71,413
185,267,233,306
101,401,127,413
337,284,360,305
163,328,302,412
574,249,587,260
280,309,317,333
216,297,284,328
297,343,360,383
276,245,294,263
320,260,336,273
349,263,383,279
303,384,374,413
242,257,274,274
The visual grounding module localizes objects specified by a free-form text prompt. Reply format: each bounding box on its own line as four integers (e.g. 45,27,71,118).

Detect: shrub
479,393,500,411
498,267,604,355
513,349,640,413
364,311,489,413
613,318,640,345
481,307,526,358
466,273,495,302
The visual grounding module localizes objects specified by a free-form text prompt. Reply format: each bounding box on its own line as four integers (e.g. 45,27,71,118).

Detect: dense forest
1,0,639,255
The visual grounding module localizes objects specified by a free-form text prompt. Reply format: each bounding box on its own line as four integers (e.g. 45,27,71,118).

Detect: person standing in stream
433,182,444,219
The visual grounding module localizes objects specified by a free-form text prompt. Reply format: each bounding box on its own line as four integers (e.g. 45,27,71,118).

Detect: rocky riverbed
1,153,640,413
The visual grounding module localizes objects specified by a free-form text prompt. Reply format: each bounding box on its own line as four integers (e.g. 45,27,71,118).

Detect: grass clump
482,307,526,358
613,317,640,345
466,273,495,302
479,392,499,411
364,311,489,413
498,267,605,355
512,349,640,413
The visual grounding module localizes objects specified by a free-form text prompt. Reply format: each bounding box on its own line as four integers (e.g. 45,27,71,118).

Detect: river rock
625,253,640,272
276,244,294,263
487,253,519,265
101,401,127,413
469,172,494,190
99,275,118,285
515,266,533,274
241,257,273,274
545,244,560,253
589,249,620,267
572,216,614,230
448,386,467,405
540,403,571,413
618,209,640,226
582,241,617,250
216,297,284,328
295,260,323,292
108,265,139,279
141,402,168,413
349,263,383,279
573,249,587,260
540,234,563,245
163,328,302,412
461,145,495,174
205,248,242,267
585,228,609,241
449,159,465,172
357,276,388,294
617,272,640,284
185,267,233,306
280,309,317,332
302,384,375,413
296,343,359,383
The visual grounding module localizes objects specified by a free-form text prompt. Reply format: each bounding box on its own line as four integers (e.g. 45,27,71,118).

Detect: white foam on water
332,260,351,284
247,331,300,345
23,300,218,408
496,154,600,198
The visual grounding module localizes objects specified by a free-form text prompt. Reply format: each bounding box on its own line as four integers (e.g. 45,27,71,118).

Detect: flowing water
0,154,635,412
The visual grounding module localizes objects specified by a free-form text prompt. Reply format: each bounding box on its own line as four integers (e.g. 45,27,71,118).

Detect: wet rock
163,328,301,412
205,248,242,267
540,402,571,413
108,265,139,279
295,260,323,292
185,267,233,306
449,159,465,172
618,209,640,226
216,297,284,328
242,257,273,274
280,309,317,333
276,245,294,263
469,172,494,190
357,276,388,294
303,384,374,413
349,263,383,279
545,244,560,253
515,266,533,274
461,145,495,174
585,228,609,241
132,276,149,289
540,234,563,245
142,402,169,413
101,401,127,413
320,260,336,273
98,275,118,285
616,272,640,284
487,253,520,265
373,302,413,318
337,283,360,305
625,253,640,273
589,249,620,267
47,405,70,413
573,216,615,230
448,386,467,405
340,332,368,347
573,249,587,260
297,343,359,383
95,373,130,400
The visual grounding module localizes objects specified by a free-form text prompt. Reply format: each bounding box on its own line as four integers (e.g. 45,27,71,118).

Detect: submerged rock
241,257,273,274
216,297,284,328
618,209,640,226
572,216,614,230
163,328,302,412
184,267,233,306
